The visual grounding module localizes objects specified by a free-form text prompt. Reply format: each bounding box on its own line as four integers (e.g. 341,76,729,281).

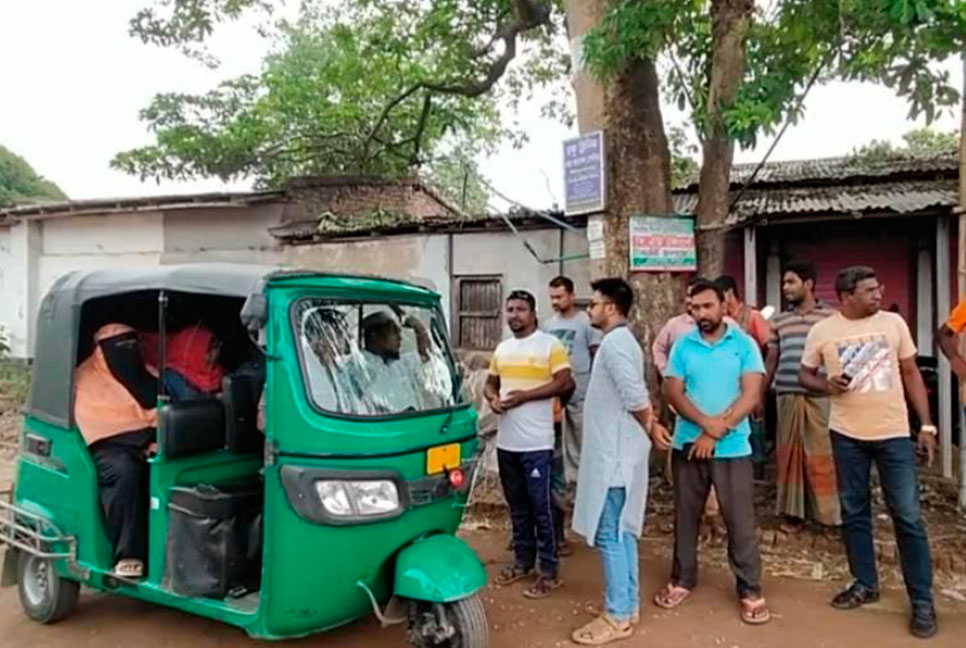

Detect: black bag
164,483,263,599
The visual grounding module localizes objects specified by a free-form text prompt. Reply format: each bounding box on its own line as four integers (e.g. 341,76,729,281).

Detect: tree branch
363,0,552,159
409,94,433,165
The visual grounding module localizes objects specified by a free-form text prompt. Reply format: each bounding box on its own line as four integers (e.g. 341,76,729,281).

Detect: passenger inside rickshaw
74,291,267,587
74,322,158,579
141,323,225,402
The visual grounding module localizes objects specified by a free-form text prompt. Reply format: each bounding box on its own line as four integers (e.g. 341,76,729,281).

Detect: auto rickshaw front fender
394,534,486,603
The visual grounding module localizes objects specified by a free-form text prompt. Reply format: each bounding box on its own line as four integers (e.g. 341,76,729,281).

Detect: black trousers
498,449,558,578
89,429,155,564
671,451,762,598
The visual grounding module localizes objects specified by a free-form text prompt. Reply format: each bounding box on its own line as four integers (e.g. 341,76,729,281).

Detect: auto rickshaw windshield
293,298,464,416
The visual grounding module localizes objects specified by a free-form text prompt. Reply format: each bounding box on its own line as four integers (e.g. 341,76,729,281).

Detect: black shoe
910,605,938,639
830,583,880,610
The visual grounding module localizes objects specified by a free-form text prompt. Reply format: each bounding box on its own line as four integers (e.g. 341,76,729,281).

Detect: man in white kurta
572,278,670,645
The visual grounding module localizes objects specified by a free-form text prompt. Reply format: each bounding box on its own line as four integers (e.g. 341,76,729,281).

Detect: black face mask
99,332,158,409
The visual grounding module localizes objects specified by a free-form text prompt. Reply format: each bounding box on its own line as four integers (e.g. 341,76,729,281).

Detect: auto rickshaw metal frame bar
0,488,76,561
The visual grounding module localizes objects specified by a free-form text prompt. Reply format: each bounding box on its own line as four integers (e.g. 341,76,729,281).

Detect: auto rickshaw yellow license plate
427,443,461,474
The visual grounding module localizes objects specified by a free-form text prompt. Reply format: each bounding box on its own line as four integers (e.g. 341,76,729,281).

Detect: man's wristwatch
920,424,938,436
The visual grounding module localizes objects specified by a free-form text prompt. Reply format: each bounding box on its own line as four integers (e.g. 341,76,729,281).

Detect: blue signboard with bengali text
563,131,605,215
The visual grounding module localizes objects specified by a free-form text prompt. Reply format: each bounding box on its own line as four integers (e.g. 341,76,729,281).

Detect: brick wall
279,177,458,225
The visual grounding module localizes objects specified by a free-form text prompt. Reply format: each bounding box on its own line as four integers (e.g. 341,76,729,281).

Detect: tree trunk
567,0,684,402
600,60,684,398
695,0,754,278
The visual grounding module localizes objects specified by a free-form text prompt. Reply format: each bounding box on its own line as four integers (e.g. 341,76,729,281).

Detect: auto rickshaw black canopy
26,263,282,428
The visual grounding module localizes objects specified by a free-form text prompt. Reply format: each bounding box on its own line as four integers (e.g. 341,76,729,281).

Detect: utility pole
957,51,966,508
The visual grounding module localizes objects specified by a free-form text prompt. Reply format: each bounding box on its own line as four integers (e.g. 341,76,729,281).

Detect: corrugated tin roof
0,189,284,219
677,152,958,189
672,178,959,224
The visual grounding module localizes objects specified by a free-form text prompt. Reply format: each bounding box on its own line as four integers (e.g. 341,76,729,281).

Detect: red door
779,220,915,321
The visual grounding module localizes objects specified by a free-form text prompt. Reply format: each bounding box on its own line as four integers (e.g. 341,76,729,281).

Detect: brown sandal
653,583,691,609
572,614,633,645
494,565,533,587
740,596,771,625
779,519,805,535
522,575,562,599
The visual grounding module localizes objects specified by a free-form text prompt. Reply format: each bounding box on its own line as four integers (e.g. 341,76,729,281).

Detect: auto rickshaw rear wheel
407,594,488,648
17,552,80,624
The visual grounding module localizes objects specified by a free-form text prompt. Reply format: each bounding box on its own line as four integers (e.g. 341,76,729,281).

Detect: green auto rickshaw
0,263,487,646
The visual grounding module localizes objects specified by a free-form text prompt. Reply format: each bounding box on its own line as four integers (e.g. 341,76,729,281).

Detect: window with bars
453,276,503,350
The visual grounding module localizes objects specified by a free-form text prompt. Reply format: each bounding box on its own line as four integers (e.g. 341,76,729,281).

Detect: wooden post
957,52,966,508
937,214,954,479
743,226,757,304
766,239,781,310
916,246,934,355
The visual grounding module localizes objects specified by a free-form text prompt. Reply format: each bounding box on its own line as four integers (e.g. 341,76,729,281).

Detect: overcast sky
0,1,961,212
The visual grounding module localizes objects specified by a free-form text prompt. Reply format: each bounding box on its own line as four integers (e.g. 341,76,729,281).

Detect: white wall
0,203,591,357
453,229,563,337
282,234,451,322
163,205,282,253
1,220,41,357
0,226,13,352
37,214,165,316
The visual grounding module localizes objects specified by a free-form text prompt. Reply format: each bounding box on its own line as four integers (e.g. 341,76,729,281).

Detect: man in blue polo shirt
652,279,770,626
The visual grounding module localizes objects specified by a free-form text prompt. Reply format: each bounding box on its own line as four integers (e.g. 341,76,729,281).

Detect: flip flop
653,583,692,609
572,614,634,645
740,596,772,625
494,565,533,587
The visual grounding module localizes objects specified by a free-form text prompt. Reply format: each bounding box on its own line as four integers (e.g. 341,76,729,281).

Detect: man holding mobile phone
800,265,937,639
654,279,769,625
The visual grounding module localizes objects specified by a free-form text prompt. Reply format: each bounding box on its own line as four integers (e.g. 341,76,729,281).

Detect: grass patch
0,358,30,409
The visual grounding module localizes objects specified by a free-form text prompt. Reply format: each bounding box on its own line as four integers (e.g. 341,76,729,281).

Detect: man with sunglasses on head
486,290,574,600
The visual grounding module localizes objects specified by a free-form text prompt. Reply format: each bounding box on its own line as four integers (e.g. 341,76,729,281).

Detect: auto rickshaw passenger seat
159,400,226,459
222,374,263,454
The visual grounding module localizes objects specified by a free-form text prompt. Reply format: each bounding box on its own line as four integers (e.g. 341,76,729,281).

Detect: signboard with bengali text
563,131,605,215
629,215,697,272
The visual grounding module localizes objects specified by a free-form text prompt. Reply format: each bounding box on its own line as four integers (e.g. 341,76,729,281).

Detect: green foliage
668,126,699,188
0,358,31,407
0,145,66,207
118,1,568,189
583,0,966,150
0,325,29,407
424,155,491,214
849,126,959,160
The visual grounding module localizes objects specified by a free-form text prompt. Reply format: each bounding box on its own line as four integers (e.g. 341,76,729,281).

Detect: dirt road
2,527,965,648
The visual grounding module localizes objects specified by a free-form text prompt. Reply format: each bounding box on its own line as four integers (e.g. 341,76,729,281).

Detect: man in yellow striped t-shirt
485,289,574,600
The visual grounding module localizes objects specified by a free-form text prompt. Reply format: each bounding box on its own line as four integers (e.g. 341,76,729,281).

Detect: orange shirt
947,297,966,334
728,302,771,349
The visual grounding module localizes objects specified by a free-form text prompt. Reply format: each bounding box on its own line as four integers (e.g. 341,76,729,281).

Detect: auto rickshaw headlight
314,479,401,518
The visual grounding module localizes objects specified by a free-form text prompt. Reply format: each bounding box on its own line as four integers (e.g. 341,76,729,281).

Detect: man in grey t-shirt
546,276,603,484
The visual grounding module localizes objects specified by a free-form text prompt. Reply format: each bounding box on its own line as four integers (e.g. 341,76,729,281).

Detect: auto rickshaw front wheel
407,594,488,648
17,552,80,624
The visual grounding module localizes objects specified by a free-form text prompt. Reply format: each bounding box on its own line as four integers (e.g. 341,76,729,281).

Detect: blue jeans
163,369,212,402
831,431,933,607
595,488,639,621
